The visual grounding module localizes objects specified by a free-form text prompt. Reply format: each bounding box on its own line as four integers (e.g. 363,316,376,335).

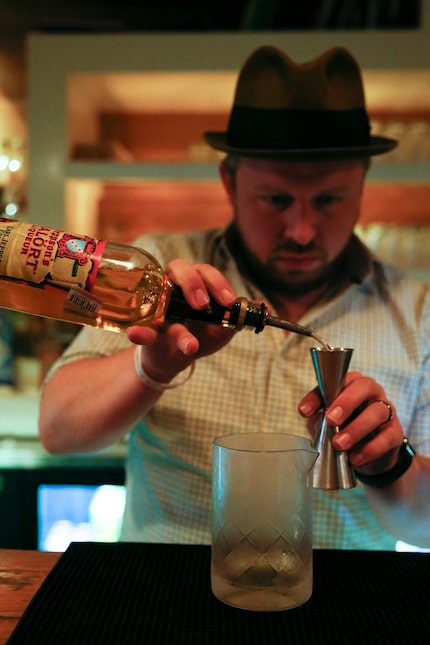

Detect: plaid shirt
53,228,430,549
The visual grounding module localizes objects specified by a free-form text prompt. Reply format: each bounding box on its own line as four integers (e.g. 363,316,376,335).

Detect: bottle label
0,219,107,292
0,219,107,320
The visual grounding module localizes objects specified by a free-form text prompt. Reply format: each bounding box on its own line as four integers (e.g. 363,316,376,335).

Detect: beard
226,223,348,298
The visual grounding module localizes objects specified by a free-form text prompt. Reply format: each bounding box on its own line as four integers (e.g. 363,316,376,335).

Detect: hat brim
204,132,397,160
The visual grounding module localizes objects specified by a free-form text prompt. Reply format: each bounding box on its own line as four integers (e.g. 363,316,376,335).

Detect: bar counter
0,549,60,644
1,543,429,644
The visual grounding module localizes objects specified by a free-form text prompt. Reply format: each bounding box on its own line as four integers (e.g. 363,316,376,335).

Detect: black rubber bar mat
7,542,430,644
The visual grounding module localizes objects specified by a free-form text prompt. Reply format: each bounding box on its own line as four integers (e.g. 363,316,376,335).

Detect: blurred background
0,1,429,553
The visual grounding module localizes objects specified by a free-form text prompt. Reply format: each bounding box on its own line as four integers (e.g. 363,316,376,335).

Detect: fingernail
327,406,343,424
334,431,351,449
221,287,236,304
299,402,313,416
179,336,193,355
195,289,209,307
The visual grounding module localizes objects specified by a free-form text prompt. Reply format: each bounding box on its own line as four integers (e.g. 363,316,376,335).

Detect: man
39,45,430,549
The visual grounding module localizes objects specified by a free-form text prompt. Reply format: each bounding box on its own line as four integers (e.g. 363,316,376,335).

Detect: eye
263,194,294,209
313,193,340,209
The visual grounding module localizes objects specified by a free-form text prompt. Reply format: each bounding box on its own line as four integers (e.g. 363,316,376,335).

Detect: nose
281,202,316,246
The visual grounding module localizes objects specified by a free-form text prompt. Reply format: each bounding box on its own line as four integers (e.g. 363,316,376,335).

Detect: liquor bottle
0,218,327,343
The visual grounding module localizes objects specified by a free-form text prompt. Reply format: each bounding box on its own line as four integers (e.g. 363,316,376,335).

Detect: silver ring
375,399,394,424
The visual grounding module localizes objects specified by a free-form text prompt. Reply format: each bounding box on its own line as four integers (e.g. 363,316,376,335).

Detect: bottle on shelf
0,218,329,346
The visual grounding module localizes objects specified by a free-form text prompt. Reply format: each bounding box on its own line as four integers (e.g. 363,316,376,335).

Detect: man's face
221,157,367,295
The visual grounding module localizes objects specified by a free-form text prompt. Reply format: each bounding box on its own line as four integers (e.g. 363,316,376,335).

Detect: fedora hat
204,45,397,160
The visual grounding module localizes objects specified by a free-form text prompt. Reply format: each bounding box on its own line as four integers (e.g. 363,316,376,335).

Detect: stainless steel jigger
310,347,356,489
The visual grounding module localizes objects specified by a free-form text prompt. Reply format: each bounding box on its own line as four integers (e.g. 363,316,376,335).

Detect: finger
166,322,200,356
127,319,199,358
332,399,401,456
348,426,402,473
336,399,397,445
298,386,324,417
127,325,159,346
166,259,236,309
326,376,385,426
374,399,394,425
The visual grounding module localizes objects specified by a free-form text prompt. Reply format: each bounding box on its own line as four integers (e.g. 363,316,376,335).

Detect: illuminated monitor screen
37,484,126,552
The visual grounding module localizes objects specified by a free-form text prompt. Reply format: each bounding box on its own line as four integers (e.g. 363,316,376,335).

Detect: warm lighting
0,137,26,218
0,154,8,171
5,202,18,216
8,158,21,172
68,70,430,114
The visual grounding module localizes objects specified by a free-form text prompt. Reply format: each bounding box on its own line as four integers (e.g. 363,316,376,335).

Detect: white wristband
134,345,195,390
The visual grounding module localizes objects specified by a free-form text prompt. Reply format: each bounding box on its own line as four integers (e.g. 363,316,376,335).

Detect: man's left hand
298,371,404,476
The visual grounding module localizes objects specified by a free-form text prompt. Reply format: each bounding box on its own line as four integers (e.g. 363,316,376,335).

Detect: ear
218,161,236,206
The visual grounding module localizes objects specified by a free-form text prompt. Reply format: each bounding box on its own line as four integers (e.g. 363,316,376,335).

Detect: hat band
227,106,370,149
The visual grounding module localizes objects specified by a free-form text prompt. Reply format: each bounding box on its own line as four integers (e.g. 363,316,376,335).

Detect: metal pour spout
310,347,356,490
266,314,313,337
266,315,332,349
167,287,332,348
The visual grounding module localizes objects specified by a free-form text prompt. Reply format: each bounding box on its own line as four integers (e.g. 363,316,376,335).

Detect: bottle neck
165,285,324,341
165,285,267,332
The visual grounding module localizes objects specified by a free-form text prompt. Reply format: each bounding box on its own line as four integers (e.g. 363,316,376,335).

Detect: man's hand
127,259,237,383
298,371,405,476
